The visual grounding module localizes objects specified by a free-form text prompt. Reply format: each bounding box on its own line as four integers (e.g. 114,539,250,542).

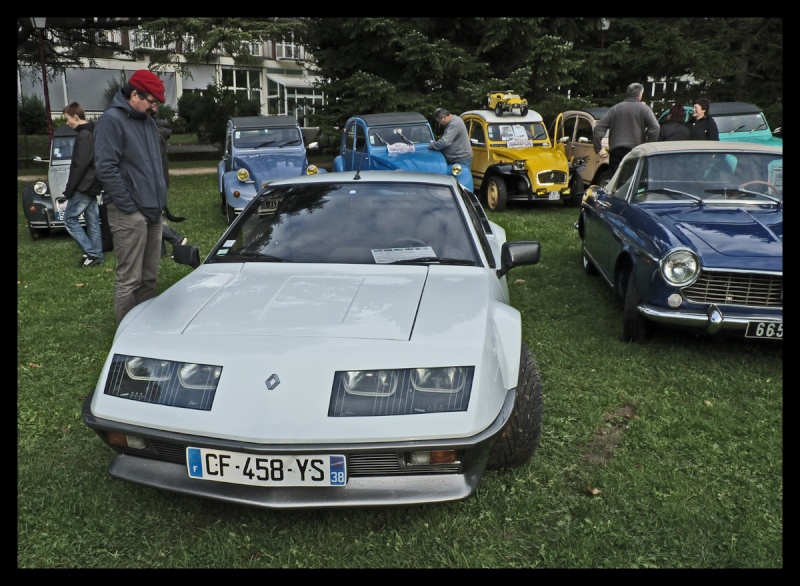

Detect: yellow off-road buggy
482,90,529,117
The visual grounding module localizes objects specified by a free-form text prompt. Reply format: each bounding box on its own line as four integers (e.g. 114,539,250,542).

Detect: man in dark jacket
94,69,168,326
686,97,719,140
593,82,660,175
62,102,104,267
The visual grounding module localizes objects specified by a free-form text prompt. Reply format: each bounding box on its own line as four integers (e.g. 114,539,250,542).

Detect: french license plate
745,321,782,339
548,190,561,200
186,447,346,487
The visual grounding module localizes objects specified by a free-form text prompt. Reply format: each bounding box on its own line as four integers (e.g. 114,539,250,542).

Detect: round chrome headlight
236,168,250,182
306,165,319,176
33,181,48,196
660,248,700,287
451,164,462,176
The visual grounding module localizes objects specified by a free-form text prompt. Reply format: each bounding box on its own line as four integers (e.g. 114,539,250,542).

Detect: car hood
96,263,516,443
491,146,568,170
650,205,782,263
368,147,450,173
233,148,308,183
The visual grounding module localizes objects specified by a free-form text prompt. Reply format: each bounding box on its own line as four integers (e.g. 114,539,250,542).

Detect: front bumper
81,389,515,509
639,303,782,338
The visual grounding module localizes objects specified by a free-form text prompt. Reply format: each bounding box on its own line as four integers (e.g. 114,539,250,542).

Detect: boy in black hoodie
62,102,104,267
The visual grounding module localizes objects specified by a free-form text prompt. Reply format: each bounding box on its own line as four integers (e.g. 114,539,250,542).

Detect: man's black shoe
78,254,88,267
81,255,103,267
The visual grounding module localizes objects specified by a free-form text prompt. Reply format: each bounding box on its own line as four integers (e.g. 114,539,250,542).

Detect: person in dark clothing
658,103,691,141
94,69,168,326
62,102,105,267
154,118,189,258
686,97,719,140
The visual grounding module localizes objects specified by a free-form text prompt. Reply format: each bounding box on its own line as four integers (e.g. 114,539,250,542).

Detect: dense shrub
190,83,260,145
18,94,47,135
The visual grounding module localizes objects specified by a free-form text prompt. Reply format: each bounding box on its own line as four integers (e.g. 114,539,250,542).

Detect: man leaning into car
429,108,472,170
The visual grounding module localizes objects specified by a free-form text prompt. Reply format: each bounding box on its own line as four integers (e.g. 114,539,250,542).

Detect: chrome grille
683,272,782,307
536,170,567,185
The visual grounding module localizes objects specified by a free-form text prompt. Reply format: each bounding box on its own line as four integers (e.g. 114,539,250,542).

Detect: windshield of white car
209,181,481,265
633,151,782,202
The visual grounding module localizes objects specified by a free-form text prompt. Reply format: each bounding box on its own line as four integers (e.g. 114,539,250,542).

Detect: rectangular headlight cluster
103,354,222,411
328,366,474,417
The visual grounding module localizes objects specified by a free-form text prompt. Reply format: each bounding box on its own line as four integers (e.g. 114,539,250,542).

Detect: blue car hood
234,149,309,183
655,206,782,261
369,148,450,173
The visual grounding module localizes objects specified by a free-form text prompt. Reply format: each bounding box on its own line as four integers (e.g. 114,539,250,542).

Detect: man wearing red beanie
94,69,168,327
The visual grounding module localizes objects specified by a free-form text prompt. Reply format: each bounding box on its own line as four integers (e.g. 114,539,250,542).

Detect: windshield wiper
705,188,782,205
216,250,288,262
642,188,702,202
388,257,475,266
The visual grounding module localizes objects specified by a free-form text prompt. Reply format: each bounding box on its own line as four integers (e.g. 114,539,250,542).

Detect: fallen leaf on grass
28,363,42,368
703,400,713,407
74,283,88,287
514,279,525,284
586,485,601,495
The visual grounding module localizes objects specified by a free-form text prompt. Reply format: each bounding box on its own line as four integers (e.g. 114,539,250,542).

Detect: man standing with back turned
94,69,168,327
593,82,660,175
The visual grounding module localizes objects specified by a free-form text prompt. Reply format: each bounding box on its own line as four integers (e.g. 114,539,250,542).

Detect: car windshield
233,127,302,148
487,122,548,142
369,125,433,146
632,151,783,202
210,181,480,265
716,113,767,134
51,135,75,161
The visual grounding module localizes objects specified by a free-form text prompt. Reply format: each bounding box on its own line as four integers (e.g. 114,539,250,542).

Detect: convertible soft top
229,115,298,129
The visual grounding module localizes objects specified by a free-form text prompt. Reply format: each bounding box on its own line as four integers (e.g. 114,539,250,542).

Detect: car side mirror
559,136,569,144
497,241,541,279
306,141,319,150
173,244,201,269
578,136,590,143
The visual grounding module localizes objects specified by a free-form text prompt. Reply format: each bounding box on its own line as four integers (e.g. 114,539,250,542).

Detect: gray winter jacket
593,98,660,153
94,90,167,222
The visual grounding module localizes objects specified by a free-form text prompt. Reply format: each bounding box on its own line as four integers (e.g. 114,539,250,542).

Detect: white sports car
82,170,544,509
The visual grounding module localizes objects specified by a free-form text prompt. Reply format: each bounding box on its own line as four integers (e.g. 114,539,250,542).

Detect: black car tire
520,105,529,116
495,104,504,117
220,192,226,216
28,226,48,240
622,274,652,343
226,204,236,225
595,169,611,189
486,342,543,470
483,176,508,212
482,96,490,109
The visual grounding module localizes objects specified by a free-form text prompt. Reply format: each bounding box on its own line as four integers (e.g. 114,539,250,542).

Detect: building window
221,68,262,106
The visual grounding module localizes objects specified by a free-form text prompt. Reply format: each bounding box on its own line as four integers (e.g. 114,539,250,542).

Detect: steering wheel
738,180,780,195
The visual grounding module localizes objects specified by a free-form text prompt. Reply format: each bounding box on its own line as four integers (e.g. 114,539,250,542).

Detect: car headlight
237,168,250,182
451,163,462,176
306,164,319,175
104,354,222,411
329,366,474,416
660,248,700,287
33,181,48,195
513,160,526,171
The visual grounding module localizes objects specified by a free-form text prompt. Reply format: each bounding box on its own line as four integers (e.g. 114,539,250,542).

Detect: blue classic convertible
576,140,782,343
332,112,474,192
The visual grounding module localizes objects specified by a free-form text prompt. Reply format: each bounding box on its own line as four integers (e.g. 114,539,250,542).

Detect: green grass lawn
17,175,783,568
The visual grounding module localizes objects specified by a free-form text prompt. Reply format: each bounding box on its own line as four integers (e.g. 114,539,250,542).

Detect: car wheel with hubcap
486,342,543,469
483,176,508,212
